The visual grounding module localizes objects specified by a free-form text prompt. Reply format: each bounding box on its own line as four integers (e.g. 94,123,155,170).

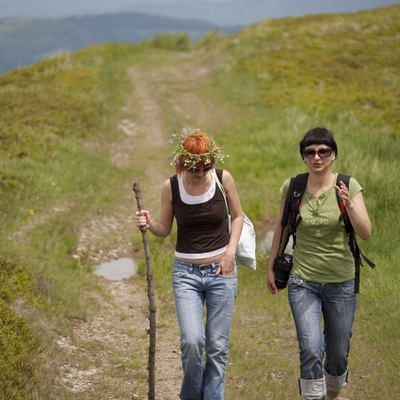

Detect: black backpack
281,173,375,293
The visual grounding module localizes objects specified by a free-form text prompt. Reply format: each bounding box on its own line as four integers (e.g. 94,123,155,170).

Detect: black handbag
272,181,295,289
273,253,292,289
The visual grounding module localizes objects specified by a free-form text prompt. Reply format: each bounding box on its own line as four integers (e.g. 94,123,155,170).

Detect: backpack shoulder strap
335,173,375,293
278,173,308,254
335,173,362,291
280,173,308,226
288,173,308,232
336,173,352,234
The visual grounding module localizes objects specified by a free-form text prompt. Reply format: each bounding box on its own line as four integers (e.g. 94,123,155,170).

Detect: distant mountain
0,13,240,75
2,0,399,25
116,0,400,26
2,1,398,75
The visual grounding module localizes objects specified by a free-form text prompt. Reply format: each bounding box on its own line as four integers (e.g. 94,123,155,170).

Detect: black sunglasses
302,148,332,159
187,165,213,173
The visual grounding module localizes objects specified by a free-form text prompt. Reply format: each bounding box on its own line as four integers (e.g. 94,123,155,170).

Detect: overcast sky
1,0,399,25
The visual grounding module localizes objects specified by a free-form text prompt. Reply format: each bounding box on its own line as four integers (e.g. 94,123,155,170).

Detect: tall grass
0,44,146,398
1,6,400,399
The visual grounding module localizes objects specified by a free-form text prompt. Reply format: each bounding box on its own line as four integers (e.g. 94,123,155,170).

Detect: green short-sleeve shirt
280,172,362,283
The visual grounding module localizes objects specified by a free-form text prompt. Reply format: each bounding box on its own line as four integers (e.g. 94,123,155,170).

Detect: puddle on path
94,258,137,281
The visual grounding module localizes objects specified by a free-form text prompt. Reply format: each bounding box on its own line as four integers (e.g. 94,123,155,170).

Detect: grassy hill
1,5,399,399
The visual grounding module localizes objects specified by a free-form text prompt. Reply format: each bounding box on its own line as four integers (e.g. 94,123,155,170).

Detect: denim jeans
172,259,237,400
288,275,356,400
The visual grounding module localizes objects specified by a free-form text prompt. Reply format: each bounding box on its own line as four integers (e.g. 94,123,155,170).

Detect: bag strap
276,174,306,255
336,174,375,293
283,173,308,249
281,174,308,227
276,178,295,255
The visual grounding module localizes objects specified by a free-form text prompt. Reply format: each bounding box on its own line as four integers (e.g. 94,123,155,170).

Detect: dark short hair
299,127,338,158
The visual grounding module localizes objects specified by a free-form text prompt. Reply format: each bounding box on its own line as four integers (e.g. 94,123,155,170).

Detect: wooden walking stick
132,182,156,400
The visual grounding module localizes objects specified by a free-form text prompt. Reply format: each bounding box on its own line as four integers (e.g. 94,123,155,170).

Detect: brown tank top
170,169,230,254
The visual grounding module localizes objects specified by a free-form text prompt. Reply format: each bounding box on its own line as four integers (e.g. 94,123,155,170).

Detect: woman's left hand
216,254,235,277
334,181,353,208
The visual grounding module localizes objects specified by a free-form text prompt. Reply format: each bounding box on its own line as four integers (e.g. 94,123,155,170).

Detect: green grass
1,6,400,398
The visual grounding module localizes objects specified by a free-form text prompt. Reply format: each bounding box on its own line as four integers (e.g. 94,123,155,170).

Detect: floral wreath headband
169,125,228,169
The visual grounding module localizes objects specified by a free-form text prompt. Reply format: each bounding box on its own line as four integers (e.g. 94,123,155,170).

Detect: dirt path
56,50,233,399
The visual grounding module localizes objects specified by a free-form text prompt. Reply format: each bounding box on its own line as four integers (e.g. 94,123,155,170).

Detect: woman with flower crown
134,125,243,400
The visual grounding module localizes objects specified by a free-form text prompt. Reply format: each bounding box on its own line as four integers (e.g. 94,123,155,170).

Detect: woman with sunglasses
267,127,372,400
134,126,243,400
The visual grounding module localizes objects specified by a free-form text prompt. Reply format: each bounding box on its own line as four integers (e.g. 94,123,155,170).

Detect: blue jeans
288,275,356,400
172,259,237,400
